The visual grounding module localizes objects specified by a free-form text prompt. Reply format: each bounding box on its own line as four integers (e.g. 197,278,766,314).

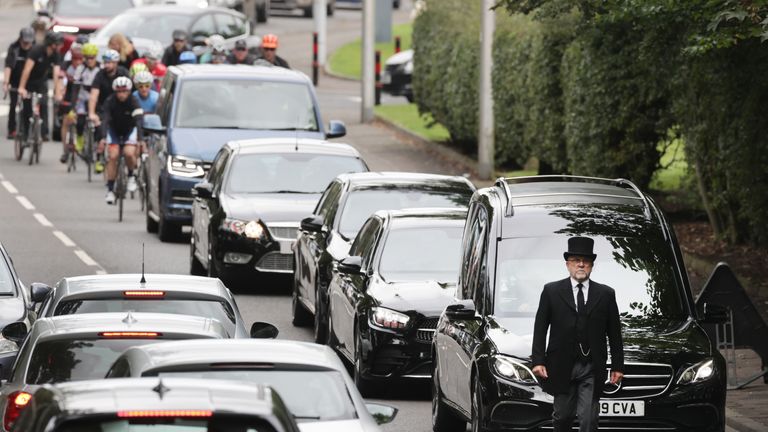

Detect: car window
190,13,217,40
349,218,381,266
379,225,463,283
459,205,482,301
0,255,16,294
208,149,230,189
96,13,193,46
53,0,132,17
175,80,318,131
154,370,357,422
215,13,246,39
56,417,279,432
315,181,342,224
227,154,366,195
494,235,687,321
338,187,470,240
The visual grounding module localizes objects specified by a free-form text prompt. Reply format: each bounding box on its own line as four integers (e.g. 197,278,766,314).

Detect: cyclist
58,43,84,163
209,44,228,64
109,33,140,70
61,42,101,163
162,30,190,67
3,27,35,140
18,31,64,142
227,40,256,65
179,50,197,64
198,34,225,64
89,49,129,173
259,34,290,69
132,71,158,114
129,62,148,79
100,76,143,205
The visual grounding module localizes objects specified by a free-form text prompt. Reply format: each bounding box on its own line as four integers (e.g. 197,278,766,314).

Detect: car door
203,149,231,266
148,73,176,216
194,148,230,268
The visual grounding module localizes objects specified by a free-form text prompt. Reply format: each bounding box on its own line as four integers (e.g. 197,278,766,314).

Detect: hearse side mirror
338,256,363,275
326,120,347,139
191,182,213,199
250,322,279,339
1,322,28,346
142,114,166,135
701,303,729,324
365,403,398,425
300,215,323,233
30,282,52,303
445,300,477,320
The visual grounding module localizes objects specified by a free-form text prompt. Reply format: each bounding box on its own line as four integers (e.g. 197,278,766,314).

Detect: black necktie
577,283,585,312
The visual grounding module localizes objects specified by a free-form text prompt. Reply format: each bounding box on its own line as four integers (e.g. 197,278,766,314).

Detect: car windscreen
54,0,133,17
227,153,366,194
338,188,470,239
53,299,237,336
26,339,165,384
0,256,15,295
175,80,318,131
379,226,463,283
97,13,191,45
494,235,687,321
154,370,357,422
55,416,278,432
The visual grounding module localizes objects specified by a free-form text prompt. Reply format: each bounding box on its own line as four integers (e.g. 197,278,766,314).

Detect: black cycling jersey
92,66,130,108
25,44,61,91
101,94,144,141
4,39,33,86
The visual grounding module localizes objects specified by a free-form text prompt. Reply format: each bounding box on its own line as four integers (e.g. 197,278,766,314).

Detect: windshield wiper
293,415,322,420
268,127,315,131
266,190,316,194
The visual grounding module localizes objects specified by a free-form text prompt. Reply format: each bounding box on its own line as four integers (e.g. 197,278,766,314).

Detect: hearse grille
602,363,673,399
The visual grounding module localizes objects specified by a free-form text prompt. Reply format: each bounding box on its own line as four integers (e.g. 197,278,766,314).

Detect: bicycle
15,92,44,165
61,107,78,173
83,118,96,182
11,89,26,161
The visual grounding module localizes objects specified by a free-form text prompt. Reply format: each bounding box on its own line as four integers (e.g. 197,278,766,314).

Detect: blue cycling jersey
132,89,159,114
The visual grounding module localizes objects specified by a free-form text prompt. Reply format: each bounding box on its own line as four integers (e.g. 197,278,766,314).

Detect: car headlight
220,218,268,240
493,356,538,385
0,336,18,355
370,307,410,330
677,358,715,385
168,155,205,178
53,25,79,33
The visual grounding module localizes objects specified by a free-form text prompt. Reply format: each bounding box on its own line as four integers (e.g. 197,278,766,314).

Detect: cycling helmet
129,62,148,78
179,51,196,64
145,45,163,61
262,34,278,49
44,31,63,46
153,63,167,78
102,49,120,63
31,16,50,32
82,43,99,57
112,76,133,91
208,34,225,47
134,70,153,86
212,43,226,55
172,29,187,41
19,27,34,43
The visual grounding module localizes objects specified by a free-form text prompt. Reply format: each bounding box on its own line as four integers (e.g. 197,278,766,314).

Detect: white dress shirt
571,278,590,311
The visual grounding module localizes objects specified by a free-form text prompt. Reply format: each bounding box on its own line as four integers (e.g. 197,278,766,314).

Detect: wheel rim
472,379,481,432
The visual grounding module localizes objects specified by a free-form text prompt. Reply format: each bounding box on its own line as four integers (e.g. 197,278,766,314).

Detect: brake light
4,391,32,430
123,291,165,297
99,332,161,338
117,410,212,418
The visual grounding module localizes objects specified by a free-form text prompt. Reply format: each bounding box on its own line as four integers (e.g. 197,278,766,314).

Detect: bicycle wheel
14,132,24,161
85,125,95,182
67,123,77,173
28,117,39,166
117,156,126,222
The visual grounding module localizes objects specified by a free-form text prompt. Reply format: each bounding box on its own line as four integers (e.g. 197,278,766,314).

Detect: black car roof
337,172,476,191
374,208,468,229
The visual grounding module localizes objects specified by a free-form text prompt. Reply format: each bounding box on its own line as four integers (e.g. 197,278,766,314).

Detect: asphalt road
0,2,440,431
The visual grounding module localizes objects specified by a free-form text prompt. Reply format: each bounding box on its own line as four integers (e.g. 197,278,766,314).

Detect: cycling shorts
106,128,138,145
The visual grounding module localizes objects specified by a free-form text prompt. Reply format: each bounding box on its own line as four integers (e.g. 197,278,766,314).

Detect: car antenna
140,243,146,285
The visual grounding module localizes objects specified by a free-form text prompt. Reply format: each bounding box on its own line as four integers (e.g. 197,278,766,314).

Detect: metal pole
361,0,375,122
313,0,327,67
478,0,495,180
312,32,319,86
395,36,401,53
375,50,382,106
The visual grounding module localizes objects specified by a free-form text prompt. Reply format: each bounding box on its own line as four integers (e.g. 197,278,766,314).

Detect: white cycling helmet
133,70,153,86
112,76,133,91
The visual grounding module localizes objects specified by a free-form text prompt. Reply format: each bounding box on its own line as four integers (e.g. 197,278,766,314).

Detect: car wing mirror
338,256,363,275
1,322,28,346
326,120,347,139
701,303,729,324
191,182,214,199
365,402,398,425
250,322,279,339
142,114,166,135
444,300,477,320
30,282,52,304
300,215,323,233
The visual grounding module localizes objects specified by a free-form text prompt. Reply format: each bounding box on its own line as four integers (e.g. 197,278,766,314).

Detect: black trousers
553,360,599,432
7,89,19,134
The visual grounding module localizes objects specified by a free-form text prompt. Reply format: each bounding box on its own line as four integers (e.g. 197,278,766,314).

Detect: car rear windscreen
55,0,133,17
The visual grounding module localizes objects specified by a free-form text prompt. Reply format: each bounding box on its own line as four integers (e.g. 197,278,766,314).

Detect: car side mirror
326,120,346,139
701,303,729,324
250,322,279,339
338,256,363,275
192,35,208,47
143,114,166,135
1,322,28,346
30,282,52,303
445,300,477,320
300,215,323,233
365,403,398,425
192,182,213,199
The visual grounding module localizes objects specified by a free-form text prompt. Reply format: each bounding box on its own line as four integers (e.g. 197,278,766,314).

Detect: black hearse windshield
494,235,687,321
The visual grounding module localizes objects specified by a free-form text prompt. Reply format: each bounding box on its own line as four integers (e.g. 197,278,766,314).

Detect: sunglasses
115,89,131,94
262,47,275,51
137,84,152,89
174,39,186,43
85,55,97,60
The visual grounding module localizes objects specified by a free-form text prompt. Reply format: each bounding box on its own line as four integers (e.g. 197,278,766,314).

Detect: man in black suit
531,236,624,432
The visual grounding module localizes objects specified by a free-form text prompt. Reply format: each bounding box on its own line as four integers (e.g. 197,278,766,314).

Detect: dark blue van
142,64,346,241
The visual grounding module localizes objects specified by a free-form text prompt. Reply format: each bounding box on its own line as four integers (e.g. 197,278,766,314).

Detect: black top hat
563,236,597,261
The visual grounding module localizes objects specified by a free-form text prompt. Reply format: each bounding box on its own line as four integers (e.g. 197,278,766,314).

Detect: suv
431,176,727,432
142,64,346,241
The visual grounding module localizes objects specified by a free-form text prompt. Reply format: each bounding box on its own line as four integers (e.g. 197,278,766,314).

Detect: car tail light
99,332,161,338
4,391,32,430
123,291,165,297
117,410,212,418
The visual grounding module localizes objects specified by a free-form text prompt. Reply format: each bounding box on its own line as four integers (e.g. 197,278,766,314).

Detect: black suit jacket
532,278,624,398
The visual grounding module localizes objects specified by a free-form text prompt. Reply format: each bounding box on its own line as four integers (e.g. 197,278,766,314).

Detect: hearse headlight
220,218,268,241
168,155,205,178
370,307,410,330
493,356,538,385
677,358,715,385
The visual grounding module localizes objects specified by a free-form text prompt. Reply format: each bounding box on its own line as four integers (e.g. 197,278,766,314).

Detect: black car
0,243,50,379
431,176,727,432
190,138,368,286
13,378,300,432
327,208,466,395
292,172,476,344
381,49,413,102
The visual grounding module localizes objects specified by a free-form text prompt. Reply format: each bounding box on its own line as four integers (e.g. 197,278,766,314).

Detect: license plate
279,241,293,254
599,400,644,417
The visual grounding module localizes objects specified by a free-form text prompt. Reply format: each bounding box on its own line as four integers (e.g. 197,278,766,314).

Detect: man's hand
54,92,63,103
532,365,548,379
610,371,623,384
89,113,101,126
2,82,9,96
18,87,28,99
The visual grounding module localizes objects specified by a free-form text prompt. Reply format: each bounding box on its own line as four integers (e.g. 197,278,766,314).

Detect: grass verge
374,103,450,143
328,23,413,79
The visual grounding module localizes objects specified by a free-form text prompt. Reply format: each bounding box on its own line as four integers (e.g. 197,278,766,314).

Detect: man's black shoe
60,152,68,164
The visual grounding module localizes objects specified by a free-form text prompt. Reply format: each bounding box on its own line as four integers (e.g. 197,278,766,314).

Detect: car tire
327,1,334,16
406,94,414,103
393,0,400,9
256,1,268,23
189,237,206,276
432,360,466,432
471,376,489,432
291,281,312,327
354,331,377,398
158,208,181,242
313,281,328,344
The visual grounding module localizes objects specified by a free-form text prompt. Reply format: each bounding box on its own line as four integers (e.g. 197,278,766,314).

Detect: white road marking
0,106,8,117
74,249,98,266
16,196,35,210
33,213,53,227
2,181,18,194
52,231,76,247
